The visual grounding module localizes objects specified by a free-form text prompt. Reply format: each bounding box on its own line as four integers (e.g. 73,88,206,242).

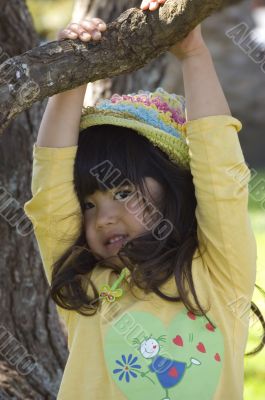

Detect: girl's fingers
140,0,150,9
90,18,107,31
80,20,98,31
79,21,100,40
80,18,106,33
140,0,166,10
149,2,159,10
67,23,84,35
79,21,102,40
60,29,78,39
59,18,107,41
80,32,92,41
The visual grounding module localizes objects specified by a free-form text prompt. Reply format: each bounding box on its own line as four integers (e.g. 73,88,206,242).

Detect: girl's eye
84,201,94,210
114,190,133,201
84,190,133,210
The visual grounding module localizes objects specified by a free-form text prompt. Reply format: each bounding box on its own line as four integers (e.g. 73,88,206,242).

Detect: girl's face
83,177,164,266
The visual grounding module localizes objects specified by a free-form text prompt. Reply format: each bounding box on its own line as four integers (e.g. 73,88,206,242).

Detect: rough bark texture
0,0,244,134
0,1,67,399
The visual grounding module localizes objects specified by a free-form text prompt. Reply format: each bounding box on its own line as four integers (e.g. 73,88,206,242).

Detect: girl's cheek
83,215,92,242
124,193,146,216
83,211,93,229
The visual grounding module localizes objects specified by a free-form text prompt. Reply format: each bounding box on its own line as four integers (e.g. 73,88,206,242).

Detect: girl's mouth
105,235,129,251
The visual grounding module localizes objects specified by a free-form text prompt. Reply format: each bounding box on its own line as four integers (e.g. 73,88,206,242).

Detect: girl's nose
96,203,120,228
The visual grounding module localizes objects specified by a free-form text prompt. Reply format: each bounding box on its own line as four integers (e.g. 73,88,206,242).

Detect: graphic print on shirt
104,308,224,400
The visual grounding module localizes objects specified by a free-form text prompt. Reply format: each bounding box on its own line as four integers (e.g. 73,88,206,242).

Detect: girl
24,1,264,399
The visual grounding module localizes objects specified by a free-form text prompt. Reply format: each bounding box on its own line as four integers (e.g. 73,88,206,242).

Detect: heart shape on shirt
173,335,183,347
104,308,224,399
168,367,179,378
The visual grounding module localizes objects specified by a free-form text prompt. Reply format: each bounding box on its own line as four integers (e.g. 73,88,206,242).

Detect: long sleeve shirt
24,115,257,400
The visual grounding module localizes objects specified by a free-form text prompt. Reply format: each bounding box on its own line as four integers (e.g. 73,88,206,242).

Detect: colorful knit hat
80,87,190,169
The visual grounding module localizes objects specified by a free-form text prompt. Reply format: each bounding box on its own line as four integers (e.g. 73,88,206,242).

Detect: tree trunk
0,1,66,399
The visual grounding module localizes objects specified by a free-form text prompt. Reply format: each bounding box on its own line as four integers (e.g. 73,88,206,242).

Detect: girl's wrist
180,46,212,70
171,44,210,62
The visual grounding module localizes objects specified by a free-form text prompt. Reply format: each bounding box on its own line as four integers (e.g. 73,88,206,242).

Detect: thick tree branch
0,0,243,134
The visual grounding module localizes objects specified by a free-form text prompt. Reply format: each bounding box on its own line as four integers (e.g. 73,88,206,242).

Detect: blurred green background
26,0,265,398
245,170,265,399
27,0,73,40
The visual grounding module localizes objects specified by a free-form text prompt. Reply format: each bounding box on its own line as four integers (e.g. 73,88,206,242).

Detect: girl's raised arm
169,24,231,120
36,84,87,147
169,23,257,299
36,18,107,148
181,45,231,120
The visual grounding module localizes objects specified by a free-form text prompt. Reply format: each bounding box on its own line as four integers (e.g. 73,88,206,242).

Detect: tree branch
0,0,243,134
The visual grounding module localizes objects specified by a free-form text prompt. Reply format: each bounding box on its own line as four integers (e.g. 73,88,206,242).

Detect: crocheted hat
80,87,190,169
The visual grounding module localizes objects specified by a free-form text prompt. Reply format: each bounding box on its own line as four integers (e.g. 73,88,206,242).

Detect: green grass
245,169,265,399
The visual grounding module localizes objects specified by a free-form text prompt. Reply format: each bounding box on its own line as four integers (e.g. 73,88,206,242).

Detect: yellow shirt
24,115,257,400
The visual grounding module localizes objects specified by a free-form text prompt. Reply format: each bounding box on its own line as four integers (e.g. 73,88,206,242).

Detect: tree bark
0,1,66,399
0,0,244,134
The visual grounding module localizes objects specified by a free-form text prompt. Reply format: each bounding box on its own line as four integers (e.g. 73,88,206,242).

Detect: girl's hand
140,1,207,60
169,24,208,60
140,0,166,11
57,17,107,42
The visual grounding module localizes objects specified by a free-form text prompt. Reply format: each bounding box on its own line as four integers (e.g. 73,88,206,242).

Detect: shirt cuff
33,143,78,161
184,115,242,138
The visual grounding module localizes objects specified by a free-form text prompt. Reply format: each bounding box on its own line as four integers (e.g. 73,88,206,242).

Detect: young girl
24,1,264,399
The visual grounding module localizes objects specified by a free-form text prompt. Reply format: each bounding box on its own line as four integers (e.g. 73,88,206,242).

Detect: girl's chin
92,251,123,264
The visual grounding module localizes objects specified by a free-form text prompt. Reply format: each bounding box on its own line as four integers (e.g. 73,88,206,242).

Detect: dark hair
50,124,264,356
